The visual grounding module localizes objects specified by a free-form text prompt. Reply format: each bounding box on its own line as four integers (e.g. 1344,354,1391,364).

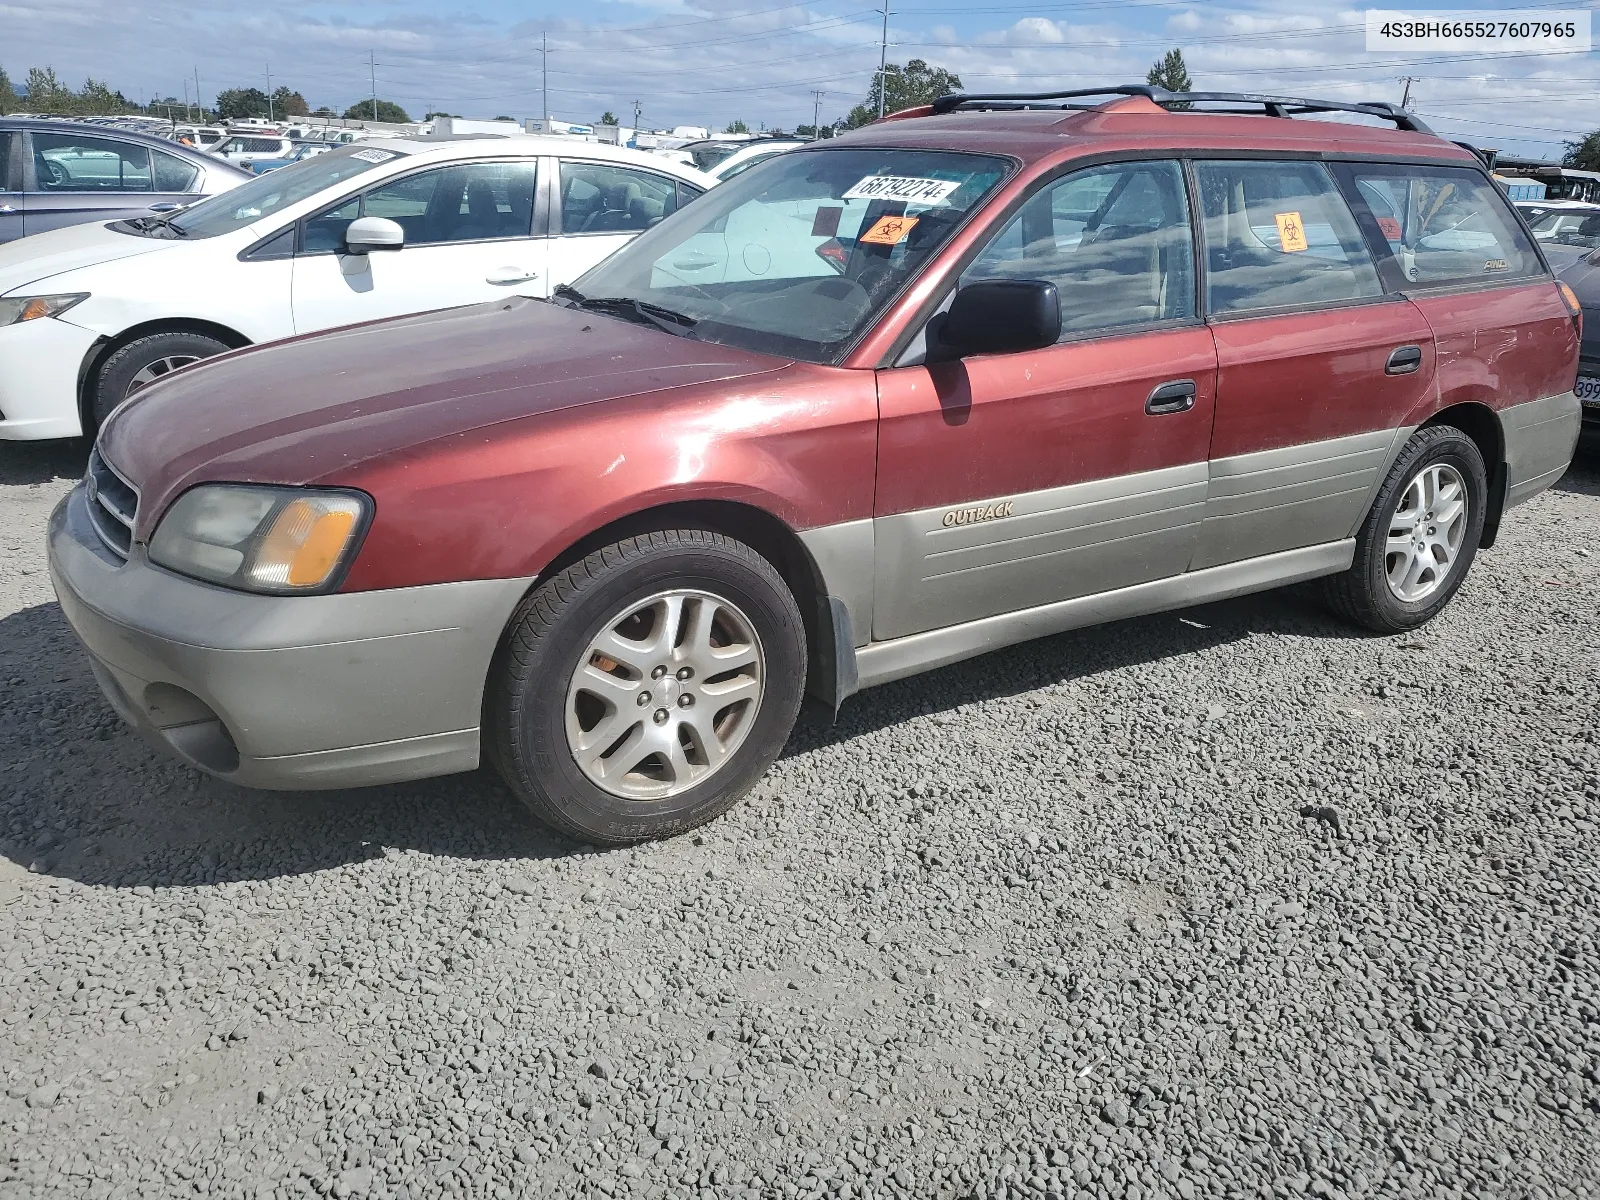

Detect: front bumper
48,485,532,789
0,317,99,440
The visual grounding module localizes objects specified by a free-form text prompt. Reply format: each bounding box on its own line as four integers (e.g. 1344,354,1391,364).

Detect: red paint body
99,98,1579,595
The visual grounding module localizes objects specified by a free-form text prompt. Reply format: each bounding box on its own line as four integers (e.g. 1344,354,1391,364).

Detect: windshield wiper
570,295,699,339
552,283,585,308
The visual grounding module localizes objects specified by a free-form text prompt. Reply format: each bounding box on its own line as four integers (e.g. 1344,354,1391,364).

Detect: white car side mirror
345,217,404,255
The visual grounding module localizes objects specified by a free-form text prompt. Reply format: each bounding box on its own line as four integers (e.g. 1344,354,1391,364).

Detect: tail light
1558,281,1583,343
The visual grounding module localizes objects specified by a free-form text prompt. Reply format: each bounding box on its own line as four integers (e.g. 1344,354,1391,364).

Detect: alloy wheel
127,355,201,395
1385,462,1469,602
564,588,765,800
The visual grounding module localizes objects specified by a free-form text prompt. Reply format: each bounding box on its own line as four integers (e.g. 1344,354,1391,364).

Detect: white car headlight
148,485,371,594
0,294,88,326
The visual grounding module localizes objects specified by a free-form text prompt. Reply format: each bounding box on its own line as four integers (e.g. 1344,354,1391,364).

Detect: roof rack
927,84,1434,135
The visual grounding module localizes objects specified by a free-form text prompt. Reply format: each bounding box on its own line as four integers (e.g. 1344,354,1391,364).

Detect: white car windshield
166,147,407,238
560,147,1010,364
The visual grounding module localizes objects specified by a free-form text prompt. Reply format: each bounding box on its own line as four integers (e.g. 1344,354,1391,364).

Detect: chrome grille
85,447,137,560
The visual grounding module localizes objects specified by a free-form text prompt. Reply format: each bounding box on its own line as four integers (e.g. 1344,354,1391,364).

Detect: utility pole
877,0,891,119
183,78,192,122
1398,76,1418,109
811,89,825,139
369,50,379,123
633,98,643,130
194,67,203,119
266,63,274,122
539,34,550,128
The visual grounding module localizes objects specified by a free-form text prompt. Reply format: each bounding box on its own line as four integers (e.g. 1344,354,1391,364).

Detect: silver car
0,118,249,243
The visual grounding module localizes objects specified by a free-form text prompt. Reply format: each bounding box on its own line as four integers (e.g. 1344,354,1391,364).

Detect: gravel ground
1,436,1598,1200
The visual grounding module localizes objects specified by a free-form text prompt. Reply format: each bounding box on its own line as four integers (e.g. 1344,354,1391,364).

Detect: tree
0,68,16,115
796,123,838,140
343,99,410,123
599,111,619,125
725,118,750,134
23,67,74,114
1565,130,1600,172
272,86,309,117
844,59,961,128
424,111,461,120
215,87,271,120
1146,48,1193,107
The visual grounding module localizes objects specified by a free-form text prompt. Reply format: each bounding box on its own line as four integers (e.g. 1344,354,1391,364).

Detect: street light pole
540,34,550,128
877,1,890,119
370,51,379,123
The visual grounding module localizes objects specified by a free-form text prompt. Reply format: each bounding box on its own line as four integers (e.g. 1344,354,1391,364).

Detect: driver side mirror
934,279,1060,359
345,216,405,255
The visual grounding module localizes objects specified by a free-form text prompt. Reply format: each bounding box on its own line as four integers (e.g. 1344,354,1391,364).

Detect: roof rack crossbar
927,84,1434,135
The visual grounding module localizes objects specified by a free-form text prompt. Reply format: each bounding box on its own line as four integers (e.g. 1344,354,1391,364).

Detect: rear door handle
1146,379,1197,415
1386,345,1422,375
486,268,538,285
147,202,181,213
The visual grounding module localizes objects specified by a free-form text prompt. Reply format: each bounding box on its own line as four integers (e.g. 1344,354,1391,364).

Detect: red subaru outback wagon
49,87,1583,844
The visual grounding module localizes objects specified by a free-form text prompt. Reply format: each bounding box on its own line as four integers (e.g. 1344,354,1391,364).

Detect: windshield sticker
350,148,399,164
1274,211,1309,253
843,176,961,206
860,215,919,246
811,206,843,238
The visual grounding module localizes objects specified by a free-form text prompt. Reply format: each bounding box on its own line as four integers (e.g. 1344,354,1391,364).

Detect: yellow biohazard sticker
1274,211,1309,253
860,215,919,246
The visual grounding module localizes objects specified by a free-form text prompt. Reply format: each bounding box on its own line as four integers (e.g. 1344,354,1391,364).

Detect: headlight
0,294,88,326
148,485,370,594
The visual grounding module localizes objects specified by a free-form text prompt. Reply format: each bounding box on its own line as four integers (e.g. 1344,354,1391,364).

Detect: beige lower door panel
1191,428,1399,571
872,463,1208,641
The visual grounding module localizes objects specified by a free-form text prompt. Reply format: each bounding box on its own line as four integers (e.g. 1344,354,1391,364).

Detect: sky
3,0,1598,158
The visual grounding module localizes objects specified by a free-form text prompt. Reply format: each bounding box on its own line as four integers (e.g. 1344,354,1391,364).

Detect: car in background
1526,204,1600,271
171,126,227,150
0,137,715,438
1558,248,1600,427
704,138,806,182
0,118,248,244
249,142,335,174
207,134,298,170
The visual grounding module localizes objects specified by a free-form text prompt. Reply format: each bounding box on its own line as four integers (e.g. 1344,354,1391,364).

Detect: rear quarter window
1337,163,1545,288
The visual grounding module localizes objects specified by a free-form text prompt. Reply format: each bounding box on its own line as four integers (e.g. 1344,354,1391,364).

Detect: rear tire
1323,425,1487,633
487,529,806,845
91,332,230,431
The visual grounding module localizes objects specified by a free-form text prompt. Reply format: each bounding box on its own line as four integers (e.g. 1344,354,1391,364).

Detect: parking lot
1,435,1597,1199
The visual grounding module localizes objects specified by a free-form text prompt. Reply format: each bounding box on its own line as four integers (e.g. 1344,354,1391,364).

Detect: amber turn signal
251,497,363,589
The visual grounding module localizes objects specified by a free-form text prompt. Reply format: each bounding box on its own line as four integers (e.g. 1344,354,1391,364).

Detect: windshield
168,146,406,238
1529,208,1600,249
565,147,1010,364
687,142,745,171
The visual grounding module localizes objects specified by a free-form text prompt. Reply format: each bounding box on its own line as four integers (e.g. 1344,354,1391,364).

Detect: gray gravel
2,437,1598,1200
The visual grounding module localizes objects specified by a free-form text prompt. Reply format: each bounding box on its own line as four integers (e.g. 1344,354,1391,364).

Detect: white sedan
0,138,716,439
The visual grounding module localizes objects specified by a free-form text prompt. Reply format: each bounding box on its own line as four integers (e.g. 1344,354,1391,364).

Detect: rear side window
152,150,200,192
963,159,1195,336
0,133,15,191
1337,163,1545,287
1195,159,1381,315
30,132,153,193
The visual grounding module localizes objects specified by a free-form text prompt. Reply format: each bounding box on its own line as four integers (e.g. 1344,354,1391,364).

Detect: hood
0,220,173,295
100,297,790,532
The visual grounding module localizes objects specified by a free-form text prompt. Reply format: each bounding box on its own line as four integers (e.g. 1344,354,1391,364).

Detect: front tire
1323,424,1487,633
487,529,806,845
91,331,230,431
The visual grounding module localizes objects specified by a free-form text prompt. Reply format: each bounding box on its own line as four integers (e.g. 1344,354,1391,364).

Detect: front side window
1196,159,1382,314
166,146,402,239
31,133,152,193
1344,164,1549,286
963,159,1195,337
565,147,1009,364
303,160,539,252
560,162,680,234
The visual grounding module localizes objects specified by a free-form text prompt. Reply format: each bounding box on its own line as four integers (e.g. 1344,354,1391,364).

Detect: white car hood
0,221,174,296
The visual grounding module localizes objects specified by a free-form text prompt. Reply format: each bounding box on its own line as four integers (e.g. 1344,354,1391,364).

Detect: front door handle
147,202,181,213
1386,345,1422,375
487,268,538,285
1146,379,1197,415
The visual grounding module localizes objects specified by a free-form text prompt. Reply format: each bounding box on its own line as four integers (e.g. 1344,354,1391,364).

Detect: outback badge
942,500,1015,527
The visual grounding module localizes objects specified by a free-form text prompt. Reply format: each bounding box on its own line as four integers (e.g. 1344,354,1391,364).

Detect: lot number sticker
1274,211,1309,253
859,215,919,246
843,176,961,205
350,148,399,164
